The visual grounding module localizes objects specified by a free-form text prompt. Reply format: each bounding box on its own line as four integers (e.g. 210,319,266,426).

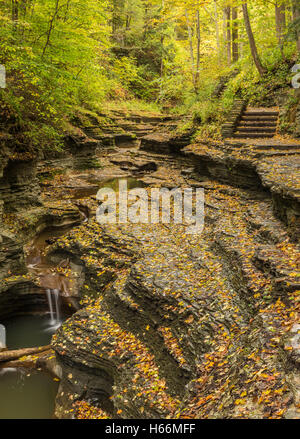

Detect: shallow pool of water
87,176,146,192
0,367,59,419
2,314,60,350
0,314,64,350
0,313,63,418
99,177,146,191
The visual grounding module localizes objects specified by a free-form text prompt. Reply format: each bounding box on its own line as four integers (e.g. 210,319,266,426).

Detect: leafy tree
1,0,300,149
242,1,265,76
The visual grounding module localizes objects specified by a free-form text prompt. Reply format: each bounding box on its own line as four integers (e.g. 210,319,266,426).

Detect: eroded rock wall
50,132,300,419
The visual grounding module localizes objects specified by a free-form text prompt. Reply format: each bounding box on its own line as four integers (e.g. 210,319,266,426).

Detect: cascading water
53,289,61,324
45,289,61,327
46,289,54,324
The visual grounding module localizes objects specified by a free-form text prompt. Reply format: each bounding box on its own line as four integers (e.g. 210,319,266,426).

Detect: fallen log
0,345,51,363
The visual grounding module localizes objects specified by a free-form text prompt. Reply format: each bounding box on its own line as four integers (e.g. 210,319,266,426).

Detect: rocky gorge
0,107,299,419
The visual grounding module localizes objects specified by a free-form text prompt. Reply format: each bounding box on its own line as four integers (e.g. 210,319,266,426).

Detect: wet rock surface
0,145,84,320
45,122,299,419
0,109,299,419
184,141,300,240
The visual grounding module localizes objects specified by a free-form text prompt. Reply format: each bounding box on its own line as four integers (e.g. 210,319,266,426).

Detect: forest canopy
0,0,300,149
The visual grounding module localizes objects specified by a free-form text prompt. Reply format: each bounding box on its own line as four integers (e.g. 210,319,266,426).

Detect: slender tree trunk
185,9,195,86
63,0,71,22
232,6,239,62
112,0,125,44
42,0,60,57
214,0,220,56
292,0,300,51
242,2,265,76
223,8,226,45
11,0,18,22
124,12,131,45
11,0,18,32
195,8,201,92
160,0,165,79
20,0,28,38
126,15,131,30
143,1,150,41
224,6,231,65
275,2,286,45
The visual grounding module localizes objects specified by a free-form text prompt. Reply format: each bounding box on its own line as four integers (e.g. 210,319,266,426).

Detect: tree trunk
185,9,195,87
292,0,300,52
214,0,220,56
42,0,60,57
0,345,51,363
275,2,286,45
126,15,131,30
160,0,165,79
143,1,151,41
232,6,239,62
223,9,226,45
112,0,125,44
242,2,265,76
195,8,201,92
63,0,71,22
11,0,18,31
224,6,231,65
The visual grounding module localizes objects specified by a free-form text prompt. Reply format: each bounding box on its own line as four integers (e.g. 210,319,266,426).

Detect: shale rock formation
49,127,300,419
0,107,299,419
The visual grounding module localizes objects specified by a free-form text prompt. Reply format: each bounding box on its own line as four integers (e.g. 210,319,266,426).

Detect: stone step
83,126,101,131
236,127,276,133
239,121,277,127
253,144,300,151
243,111,279,117
233,132,275,138
253,150,300,157
241,115,278,121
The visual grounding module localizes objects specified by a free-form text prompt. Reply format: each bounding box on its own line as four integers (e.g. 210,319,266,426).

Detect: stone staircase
234,107,279,139
77,110,183,148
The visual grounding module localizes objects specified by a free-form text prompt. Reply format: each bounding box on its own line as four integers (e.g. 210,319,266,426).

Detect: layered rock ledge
49,132,300,419
1,109,299,419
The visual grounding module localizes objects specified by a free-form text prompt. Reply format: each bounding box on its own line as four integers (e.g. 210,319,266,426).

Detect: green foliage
194,122,222,141
221,57,292,106
23,123,64,152
0,0,112,150
102,98,162,115
1,0,300,149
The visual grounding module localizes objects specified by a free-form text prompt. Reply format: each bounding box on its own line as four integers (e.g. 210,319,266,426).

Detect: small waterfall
46,289,61,326
53,289,60,323
46,289,55,324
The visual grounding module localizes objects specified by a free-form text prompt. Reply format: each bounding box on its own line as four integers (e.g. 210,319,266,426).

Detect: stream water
0,312,63,419
0,313,61,419
0,223,73,419
2,314,59,349
0,367,59,419
0,176,146,418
